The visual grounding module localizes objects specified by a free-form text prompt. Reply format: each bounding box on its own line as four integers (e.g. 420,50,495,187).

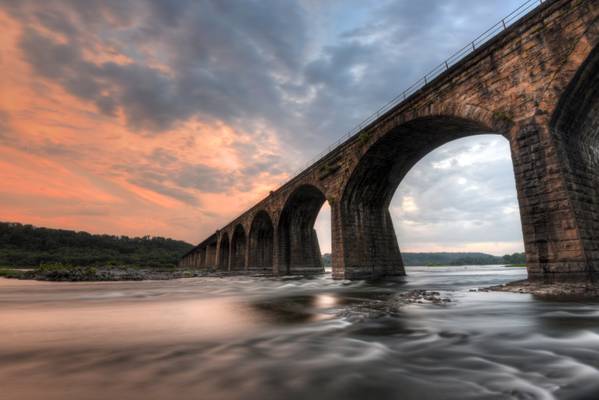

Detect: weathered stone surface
248,211,274,272
182,0,599,282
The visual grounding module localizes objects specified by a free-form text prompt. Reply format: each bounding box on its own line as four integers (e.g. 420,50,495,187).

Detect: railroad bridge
181,0,599,281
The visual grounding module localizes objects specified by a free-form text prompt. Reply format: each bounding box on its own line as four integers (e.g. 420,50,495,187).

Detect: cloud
127,176,200,205
3,0,525,149
0,0,528,250
3,0,311,137
113,156,235,205
17,26,186,132
0,110,10,139
173,164,235,193
391,135,524,254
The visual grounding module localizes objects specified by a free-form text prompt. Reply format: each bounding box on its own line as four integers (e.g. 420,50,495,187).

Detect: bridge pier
217,233,230,271
332,203,405,280
277,223,323,275
230,225,246,271
207,243,217,268
511,119,599,282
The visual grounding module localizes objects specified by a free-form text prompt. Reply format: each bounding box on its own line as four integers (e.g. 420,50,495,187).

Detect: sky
0,0,526,255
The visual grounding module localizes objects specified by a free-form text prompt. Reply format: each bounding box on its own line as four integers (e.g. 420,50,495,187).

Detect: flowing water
1,266,599,400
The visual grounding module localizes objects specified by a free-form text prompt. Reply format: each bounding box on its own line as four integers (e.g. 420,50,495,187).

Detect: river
1,265,599,400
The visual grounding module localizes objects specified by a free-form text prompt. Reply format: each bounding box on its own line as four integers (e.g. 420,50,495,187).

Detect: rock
392,290,452,307
485,279,599,298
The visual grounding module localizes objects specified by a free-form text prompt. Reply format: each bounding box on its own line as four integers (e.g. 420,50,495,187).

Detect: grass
0,263,100,281
0,268,26,279
358,131,370,146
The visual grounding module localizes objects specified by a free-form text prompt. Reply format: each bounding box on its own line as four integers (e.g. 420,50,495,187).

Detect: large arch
278,184,326,275
218,233,230,271
550,42,599,278
339,115,495,279
248,210,274,272
231,224,247,271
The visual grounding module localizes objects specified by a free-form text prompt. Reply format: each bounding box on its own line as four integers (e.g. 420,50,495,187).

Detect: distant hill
0,222,194,268
401,252,524,266
0,221,524,269
322,252,525,267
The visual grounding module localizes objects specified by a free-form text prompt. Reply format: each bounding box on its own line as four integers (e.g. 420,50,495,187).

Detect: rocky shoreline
483,279,599,298
2,266,599,300
0,266,250,282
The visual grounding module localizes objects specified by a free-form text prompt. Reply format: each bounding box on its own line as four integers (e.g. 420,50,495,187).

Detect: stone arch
551,41,599,154
549,41,599,276
218,233,230,270
339,115,498,279
231,224,247,271
248,210,274,272
539,17,599,120
397,103,500,136
278,184,327,275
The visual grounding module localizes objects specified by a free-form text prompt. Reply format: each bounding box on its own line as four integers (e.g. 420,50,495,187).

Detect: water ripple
2,266,599,399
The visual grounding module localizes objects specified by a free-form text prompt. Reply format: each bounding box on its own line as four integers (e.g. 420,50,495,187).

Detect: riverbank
1,265,522,282
3,265,597,300
484,279,599,298
0,265,240,281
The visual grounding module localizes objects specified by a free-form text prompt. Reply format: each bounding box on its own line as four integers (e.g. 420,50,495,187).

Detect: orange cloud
0,9,288,244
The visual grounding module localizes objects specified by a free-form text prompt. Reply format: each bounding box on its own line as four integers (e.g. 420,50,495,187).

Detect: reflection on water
1,266,599,400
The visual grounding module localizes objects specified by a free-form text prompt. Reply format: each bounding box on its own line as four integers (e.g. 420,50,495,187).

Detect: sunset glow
0,1,525,253
0,7,290,243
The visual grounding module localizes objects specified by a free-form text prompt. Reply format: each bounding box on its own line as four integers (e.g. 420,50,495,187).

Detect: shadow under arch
218,233,230,270
339,115,505,279
278,184,327,275
550,42,599,277
249,210,275,272
231,224,247,271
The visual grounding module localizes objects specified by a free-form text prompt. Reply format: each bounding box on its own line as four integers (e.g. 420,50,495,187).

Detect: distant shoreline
4,265,597,299
0,265,233,282
1,264,526,283
404,264,526,268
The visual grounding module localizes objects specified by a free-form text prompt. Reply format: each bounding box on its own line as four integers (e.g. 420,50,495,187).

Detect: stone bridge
181,0,599,282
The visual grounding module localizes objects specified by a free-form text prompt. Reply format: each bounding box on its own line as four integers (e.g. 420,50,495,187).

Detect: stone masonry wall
181,0,599,281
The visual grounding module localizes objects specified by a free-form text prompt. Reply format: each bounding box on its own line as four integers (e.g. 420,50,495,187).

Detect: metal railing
289,0,546,177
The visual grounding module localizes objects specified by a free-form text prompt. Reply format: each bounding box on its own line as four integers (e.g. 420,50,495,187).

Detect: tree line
322,252,526,267
0,222,194,268
1,221,525,269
